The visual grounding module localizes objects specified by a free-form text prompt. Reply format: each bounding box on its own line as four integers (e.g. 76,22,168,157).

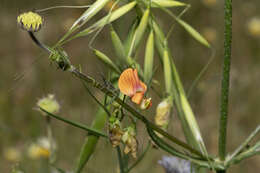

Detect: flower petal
118,68,138,96
131,92,144,104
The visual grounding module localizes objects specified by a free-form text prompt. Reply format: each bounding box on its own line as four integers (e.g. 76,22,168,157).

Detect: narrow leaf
73,1,137,39
94,49,121,74
70,0,111,30
131,8,150,54
110,26,127,64
124,19,139,56
75,108,107,173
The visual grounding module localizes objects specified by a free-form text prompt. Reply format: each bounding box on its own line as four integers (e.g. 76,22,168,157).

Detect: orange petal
118,68,137,97
131,92,144,105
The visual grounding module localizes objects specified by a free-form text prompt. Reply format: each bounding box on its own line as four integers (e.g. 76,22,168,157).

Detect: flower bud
17,11,43,32
140,97,152,110
37,94,60,115
109,116,123,147
122,126,138,158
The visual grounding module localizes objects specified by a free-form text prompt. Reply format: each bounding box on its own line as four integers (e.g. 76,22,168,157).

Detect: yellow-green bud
37,94,60,115
17,11,43,32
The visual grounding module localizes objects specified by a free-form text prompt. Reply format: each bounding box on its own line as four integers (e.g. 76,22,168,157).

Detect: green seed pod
144,30,154,84
151,0,187,8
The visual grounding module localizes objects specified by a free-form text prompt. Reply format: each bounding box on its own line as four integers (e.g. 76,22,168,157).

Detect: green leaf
70,0,111,30
75,108,107,173
110,26,127,65
73,1,137,39
124,19,139,56
128,8,150,56
94,49,121,74
154,3,210,48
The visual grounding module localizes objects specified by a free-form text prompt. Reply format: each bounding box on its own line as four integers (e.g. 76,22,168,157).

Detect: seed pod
151,0,187,8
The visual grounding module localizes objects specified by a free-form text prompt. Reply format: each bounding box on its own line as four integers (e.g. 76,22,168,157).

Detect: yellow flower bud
17,11,43,32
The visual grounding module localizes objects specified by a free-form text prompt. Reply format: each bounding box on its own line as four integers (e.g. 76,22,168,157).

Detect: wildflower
17,11,43,32
158,156,194,173
4,147,21,162
37,94,60,115
122,126,138,158
247,17,260,37
118,68,151,107
27,137,56,160
109,116,124,147
154,98,172,137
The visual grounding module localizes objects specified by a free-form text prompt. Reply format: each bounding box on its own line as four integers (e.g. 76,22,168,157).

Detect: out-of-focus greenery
1,0,260,172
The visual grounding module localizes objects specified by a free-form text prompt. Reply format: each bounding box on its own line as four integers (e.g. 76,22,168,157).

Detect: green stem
117,146,125,173
227,125,260,163
40,108,107,137
218,0,232,168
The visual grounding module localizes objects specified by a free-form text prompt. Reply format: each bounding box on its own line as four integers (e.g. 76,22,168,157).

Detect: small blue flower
158,156,194,173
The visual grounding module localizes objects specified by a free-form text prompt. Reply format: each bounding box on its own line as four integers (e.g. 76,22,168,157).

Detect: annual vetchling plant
15,0,260,173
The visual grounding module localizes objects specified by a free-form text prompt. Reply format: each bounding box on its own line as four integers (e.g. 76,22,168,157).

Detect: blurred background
1,0,260,172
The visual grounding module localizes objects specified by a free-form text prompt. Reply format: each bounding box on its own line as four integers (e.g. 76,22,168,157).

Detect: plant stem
117,146,125,173
218,0,232,166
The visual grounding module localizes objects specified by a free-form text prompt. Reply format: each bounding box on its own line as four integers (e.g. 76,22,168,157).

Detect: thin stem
228,125,260,162
40,108,107,138
218,0,232,163
28,31,51,53
116,146,125,173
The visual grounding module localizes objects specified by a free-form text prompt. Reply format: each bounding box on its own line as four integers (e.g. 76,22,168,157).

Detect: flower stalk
218,0,232,165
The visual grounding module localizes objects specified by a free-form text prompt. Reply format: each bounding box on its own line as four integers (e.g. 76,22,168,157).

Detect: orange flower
118,68,147,105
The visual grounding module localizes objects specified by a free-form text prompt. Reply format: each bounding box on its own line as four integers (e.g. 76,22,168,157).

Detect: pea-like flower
17,11,43,32
118,68,151,107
